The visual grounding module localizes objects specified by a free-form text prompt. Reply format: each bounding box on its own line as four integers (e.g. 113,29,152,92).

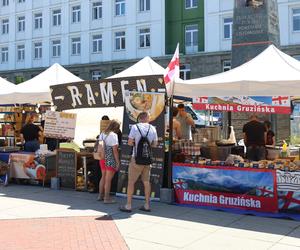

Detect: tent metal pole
167,96,173,189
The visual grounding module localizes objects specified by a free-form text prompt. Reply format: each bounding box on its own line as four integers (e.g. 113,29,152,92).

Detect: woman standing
264,120,276,146
98,120,121,204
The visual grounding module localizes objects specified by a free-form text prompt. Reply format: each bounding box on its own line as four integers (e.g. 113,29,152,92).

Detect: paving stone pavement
1,185,300,250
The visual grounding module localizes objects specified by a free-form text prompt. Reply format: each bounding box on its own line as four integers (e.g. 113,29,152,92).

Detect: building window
293,8,300,32
139,28,150,48
185,24,198,53
18,0,25,2
2,19,9,34
115,0,125,16
115,31,125,50
34,13,43,29
185,0,198,9
17,45,25,61
53,9,61,26
2,0,8,6
71,37,81,55
92,2,102,20
180,64,191,80
113,68,123,74
91,71,102,80
223,17,233,39
52,40,61,57
139,0,150,11
72,5,81,23
17,16,25,32
1,47,8,63
223,60,231,72
92,34,102,53
34,42,42,59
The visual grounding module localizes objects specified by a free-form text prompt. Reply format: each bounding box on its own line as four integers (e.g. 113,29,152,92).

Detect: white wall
205,0,300,52
0,0,165,72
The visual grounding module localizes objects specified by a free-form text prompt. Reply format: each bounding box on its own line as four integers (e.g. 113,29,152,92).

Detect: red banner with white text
173,164,278,213
192,96,291,114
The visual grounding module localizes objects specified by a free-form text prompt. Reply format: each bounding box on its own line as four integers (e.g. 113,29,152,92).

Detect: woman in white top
98,120,121,204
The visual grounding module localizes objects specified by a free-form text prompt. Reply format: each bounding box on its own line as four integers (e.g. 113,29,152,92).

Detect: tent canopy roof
17,63,82,93
0,63,82,104
108,56,165,79
174,45,300,97
0,77,16,94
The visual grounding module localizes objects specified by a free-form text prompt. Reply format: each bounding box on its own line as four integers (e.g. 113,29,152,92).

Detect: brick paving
0,215,128,250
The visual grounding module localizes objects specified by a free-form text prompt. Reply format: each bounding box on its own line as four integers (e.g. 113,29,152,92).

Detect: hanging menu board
56,149,76,189
44,111,77,139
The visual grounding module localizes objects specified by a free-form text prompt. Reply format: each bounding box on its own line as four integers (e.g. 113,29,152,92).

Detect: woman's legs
98,160,106,200
104,170,116,201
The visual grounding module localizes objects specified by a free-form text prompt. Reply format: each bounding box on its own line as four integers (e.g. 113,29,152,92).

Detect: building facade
0,0,165,81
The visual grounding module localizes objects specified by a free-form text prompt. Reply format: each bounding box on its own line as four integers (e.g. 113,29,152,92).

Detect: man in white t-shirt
120,112,158,212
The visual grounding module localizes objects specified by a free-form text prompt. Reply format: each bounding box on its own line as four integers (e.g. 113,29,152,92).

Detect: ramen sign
50,75,165,111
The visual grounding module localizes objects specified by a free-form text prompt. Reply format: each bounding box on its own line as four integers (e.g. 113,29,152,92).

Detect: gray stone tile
270,243,300,250
183,233,274,250
125,237,178,250
114,217,156,235
279,227,300,247
126,223,209,248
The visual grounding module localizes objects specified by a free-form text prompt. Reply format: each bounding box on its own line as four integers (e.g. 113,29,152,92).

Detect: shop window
223,60,231,72
91,71,102,80
180,64,191,80
15,76,25,84
113,68,123,74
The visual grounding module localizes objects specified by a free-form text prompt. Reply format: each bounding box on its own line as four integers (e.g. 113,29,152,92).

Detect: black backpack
135,125,152,165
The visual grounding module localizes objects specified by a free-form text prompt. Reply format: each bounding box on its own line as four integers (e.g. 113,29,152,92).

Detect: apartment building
0,0,165,82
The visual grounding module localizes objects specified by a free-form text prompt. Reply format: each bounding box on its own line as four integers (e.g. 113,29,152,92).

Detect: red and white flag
195,97,208,103
272,96,290,106
164,43,179,97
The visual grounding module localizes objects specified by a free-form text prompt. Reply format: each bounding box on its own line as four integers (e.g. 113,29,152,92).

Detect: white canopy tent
72,56,165,146
174,45,300,97
0,76,16,94
0,63,82,104
107,56,165,78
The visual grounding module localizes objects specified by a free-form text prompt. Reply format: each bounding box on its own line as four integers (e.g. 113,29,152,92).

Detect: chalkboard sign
56,149,77,189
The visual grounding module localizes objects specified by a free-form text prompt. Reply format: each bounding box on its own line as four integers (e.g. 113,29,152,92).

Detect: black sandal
139,206,151,212
119,205,132,213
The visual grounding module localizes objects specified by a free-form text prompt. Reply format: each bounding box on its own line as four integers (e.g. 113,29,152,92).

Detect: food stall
171,45,300,218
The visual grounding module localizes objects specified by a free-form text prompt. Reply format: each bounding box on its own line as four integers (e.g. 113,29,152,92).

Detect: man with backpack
120,112,158,213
